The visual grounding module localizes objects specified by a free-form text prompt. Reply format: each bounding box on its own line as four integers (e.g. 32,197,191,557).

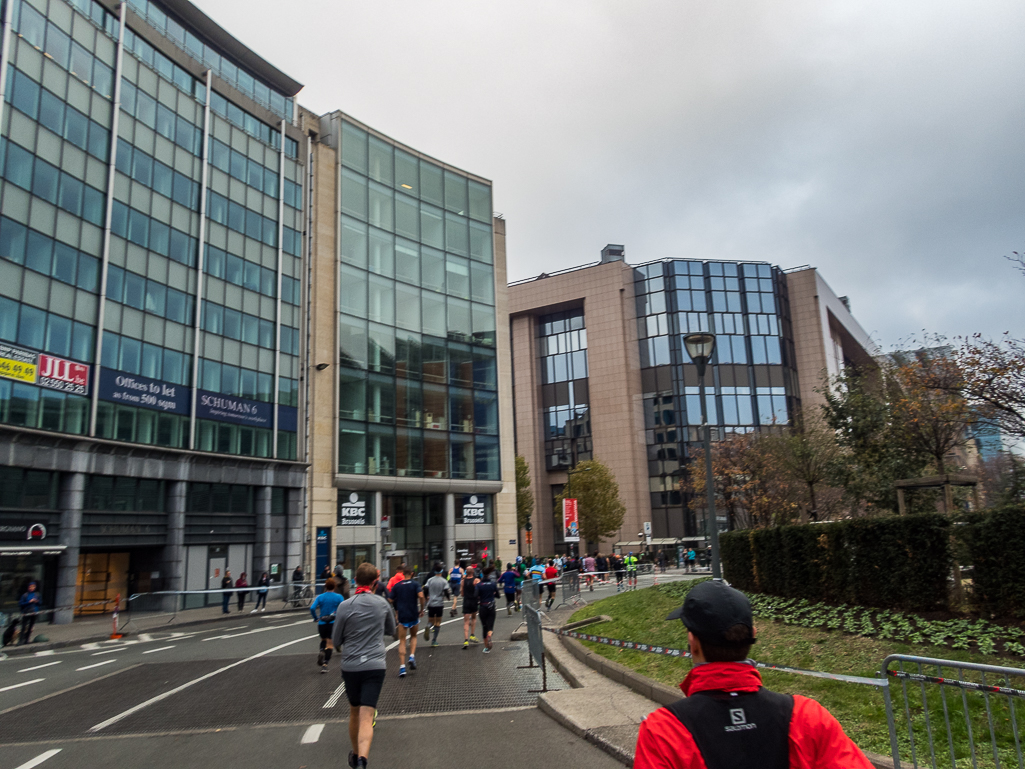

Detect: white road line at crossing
77,660,117,671
88,633,318,733
203,620,307,641
141,646,176,654
13,749,62,769
301,723,325,744
18,661,62,673
323,682,346,709
0,678,44,692
32,650,55,657
91,648,122,656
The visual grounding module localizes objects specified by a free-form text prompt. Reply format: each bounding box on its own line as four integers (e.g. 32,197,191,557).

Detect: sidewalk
2,600,309,656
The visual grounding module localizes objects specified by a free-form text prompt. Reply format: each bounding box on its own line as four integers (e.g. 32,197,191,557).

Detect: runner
595,552,609,584
625,551,639,590
390,566,425,677
475,566,499,653
448,560,464,617
543,559,559,609
423,563,451,647
461,567,480,649
500,562,518,615
332,563,397,769
514,558,525,611
612,552,625,592
386,562,407,596
309,577,344,673
583,552,597,591
528,559,546,606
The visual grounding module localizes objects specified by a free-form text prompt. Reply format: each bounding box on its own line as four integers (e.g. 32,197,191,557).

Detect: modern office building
302,110,516,582
0,0,307,619
509,247,876,556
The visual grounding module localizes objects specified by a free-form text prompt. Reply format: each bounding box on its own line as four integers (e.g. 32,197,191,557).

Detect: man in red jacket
634,580,872,769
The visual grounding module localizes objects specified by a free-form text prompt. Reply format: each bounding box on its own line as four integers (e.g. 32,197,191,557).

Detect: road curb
537,693,634,767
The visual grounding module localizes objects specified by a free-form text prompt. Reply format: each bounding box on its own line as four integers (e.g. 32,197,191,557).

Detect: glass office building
326,113,505,578
0,0,306,619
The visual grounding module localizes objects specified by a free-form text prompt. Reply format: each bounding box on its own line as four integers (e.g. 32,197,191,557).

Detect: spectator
251,572,270,613
235,572,248,612
18,581,41,645
220,571,233,614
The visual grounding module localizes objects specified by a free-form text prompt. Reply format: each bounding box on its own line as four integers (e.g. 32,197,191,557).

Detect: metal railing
882,654,1025,769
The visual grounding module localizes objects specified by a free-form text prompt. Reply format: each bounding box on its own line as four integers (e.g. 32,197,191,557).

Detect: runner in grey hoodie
331,562,397,769
423,563,452,647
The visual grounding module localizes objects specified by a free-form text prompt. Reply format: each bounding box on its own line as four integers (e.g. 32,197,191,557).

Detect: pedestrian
252,571,270,613
320,564,333,588
448,560,464,617
612,553,625,592
390,566,424,677
334,562,352,599
595,552,608,584
235,572,248,612
475,566,499,653
292,565,305,604
625,551,639,590
688,547,696,573
423,563,451,646
658,550,667,573
18,581,41,645
634,580,871,769
461,567,480,649
500,562,518,615
583,552,597,591
386,562,406,596
543,559,559,609
331,563,397,769
310,577,345,673
220,570,233,614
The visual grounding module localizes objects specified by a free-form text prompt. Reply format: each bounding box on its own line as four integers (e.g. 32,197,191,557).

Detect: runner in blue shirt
390,567,425,678
309,578,344,673
448,560,465,617
500,564,518,615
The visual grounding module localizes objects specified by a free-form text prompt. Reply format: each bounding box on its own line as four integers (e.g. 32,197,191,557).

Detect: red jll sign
38,355,89,396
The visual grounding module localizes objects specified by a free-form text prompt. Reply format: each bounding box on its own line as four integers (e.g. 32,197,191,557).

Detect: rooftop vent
839,296,851,312
601,244,625,263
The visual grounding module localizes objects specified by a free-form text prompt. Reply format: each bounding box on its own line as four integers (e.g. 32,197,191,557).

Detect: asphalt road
0,577,675,769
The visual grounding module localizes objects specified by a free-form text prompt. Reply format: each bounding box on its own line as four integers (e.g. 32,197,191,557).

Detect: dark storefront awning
0,545,67,557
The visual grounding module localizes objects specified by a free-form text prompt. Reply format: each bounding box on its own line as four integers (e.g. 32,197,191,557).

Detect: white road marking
141,646,175,655
323,682,346,709
77,660,116,671
138,633,152,642
33,650,55,657
301,723,325,744
0,678,44,692
91,648,122,656
13,749,62,769
88,633,318,732
203,620,306,641
19,661,61,673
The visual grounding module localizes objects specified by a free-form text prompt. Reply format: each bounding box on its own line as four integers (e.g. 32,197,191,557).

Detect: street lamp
683,332,721,580
566,465,591,558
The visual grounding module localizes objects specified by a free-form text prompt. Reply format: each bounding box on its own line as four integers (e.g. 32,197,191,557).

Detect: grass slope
570,582,1025,766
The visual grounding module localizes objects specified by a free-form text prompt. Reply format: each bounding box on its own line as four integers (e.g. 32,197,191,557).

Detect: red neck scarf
355,585,374,594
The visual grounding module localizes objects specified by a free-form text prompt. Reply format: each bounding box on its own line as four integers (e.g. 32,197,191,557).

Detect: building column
375,491,384,572
286,488,303,574
444,493,456,568
55,473,85,625
162,481,187,613
254,486,272,577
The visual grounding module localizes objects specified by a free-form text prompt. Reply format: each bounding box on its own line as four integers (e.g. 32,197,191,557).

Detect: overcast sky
199,0,1025,348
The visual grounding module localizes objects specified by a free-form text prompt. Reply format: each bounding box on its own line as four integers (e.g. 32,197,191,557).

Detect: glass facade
0,0,303,460
336,118,499,481
633,259,799,539
537,308,591,471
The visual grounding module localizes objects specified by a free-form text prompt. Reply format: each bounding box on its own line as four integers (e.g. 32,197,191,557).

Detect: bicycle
284,583,314,609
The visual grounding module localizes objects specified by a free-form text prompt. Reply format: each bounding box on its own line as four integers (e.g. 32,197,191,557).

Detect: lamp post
683,333,721,580
566,465,591,558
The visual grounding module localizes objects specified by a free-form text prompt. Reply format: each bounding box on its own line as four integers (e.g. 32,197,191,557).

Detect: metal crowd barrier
881,654,1025,769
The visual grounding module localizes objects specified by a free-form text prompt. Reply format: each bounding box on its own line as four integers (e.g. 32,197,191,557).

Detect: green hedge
963,505,1025,618
720,513,951,612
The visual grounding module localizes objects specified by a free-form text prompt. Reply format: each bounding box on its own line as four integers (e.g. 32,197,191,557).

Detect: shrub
720,513,951,612
964,505,1025,618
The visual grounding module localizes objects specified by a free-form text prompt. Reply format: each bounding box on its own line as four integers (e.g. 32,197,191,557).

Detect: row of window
15,2,115,99
96,399,188,447
342,336,498,388
541,350,588,385
7,69,110,161
0,295,94,362
120,78,202,157
341,218,494,299
115,138,199,208
122,25,204,106
199,358,298,407
106,264,193,326
201,300,299,354
207,189,276,249
205,245,300,305
3,141,106,227
209,136,293,204
126,0,293,122
0,377,89,435
340,121,491,223
100,330,191,387
63,0,119,39
85,475,165,512
0,216,100,293
537,327,586,357
340,175,492,262
543,405,591,440
210,91,298,159
110,200,198,267
338,421,499,479
197,419,296,460
0,465,58,509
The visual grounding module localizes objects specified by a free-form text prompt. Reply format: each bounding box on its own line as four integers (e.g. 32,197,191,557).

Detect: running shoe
482,647,490,654
317,650,325,666
356,759,368,769
321,664,328,674
424,626,431,641
469,635,479,643
348,751,358,769
463,640,469,649
431,640,439,647
408,655,416,670
399,664,406,677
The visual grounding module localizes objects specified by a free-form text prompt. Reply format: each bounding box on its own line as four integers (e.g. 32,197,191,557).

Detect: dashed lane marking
76,660,116,671
13,748,61,769
91,648,122,656
301,723,325,744
18,661,61,673
0,678,44,692
141,646,175,655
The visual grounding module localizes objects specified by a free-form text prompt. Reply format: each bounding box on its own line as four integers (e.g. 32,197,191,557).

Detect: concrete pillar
375,490,384,573
162,481,187,613
254,486,272,577
444,493,456,568
55,472,85,625
286,487,303,574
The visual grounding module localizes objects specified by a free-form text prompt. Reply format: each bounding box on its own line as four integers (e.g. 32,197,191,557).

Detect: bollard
110,593,122,640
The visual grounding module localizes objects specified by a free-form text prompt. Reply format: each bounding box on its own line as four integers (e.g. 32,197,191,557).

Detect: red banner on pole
563,498,579,543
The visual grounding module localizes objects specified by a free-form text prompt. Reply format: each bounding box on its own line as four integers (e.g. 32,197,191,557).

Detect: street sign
643,520,652,545
525,531,533,545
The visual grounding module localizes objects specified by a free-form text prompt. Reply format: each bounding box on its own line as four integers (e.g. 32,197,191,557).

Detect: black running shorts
427,606,444,618
342,668,386,708
318,622,334,640
462,601,478,615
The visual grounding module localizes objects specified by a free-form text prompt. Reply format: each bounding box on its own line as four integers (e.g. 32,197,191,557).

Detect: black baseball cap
666,580,756,647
